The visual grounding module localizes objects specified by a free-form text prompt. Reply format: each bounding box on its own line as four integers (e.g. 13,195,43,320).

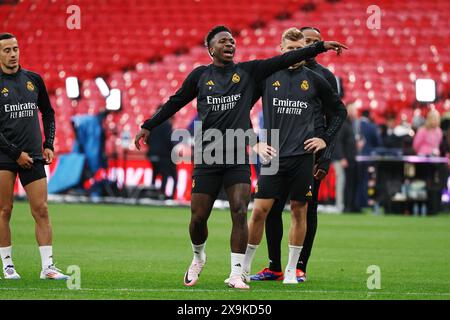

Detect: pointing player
0,33,68,280
242,27,347,284
134,25,346,289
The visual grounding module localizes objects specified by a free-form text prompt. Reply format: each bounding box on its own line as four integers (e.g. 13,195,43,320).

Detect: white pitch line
0,287,449,296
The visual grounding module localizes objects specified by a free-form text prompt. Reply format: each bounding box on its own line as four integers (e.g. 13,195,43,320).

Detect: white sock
230,252,245,277
0,246,13,269
39,246,53,270
286,245,303,273
191,242,206,262
242,244,259,274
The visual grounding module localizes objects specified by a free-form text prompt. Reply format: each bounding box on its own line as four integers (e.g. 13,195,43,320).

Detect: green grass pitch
0,202,449,300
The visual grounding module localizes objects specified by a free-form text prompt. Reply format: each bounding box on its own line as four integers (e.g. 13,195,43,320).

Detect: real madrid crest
232,73,240,83
1,87,8,97
192,179,196,188
300,80,309,91
26,81,35,91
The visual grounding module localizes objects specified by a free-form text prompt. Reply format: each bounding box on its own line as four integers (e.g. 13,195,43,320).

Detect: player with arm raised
134,25,347,289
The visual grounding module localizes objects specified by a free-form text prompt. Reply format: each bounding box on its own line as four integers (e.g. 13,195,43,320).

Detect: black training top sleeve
29,72,56,151
317,67,339,169
0,132,22,161
322,68,339,93
142,66,206,131
314,73,347,147
240,41,327,82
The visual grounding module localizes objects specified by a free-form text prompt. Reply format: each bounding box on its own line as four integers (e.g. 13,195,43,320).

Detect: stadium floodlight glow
415,78,436,103
95,77,110,97
106,89,121,111
65,76,80,99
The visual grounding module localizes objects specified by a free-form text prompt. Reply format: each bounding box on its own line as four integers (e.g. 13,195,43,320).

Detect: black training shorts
255,154,314,202
192,164,251,198
0,160,47,187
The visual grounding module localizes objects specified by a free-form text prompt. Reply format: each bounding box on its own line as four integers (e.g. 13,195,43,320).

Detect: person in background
413,109,443,156
381,114,403,150
332,130,347,213
354,108,382,211
146,105,177,199
335,102,358,213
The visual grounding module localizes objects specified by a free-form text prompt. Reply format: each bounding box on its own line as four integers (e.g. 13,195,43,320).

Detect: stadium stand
1,0,449,158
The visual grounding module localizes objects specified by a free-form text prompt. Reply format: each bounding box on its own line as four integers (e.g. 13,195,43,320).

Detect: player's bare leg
283,200,307,284
225,183,251,289
240,198,276,284
25,178,52,246
24,178,67,280
248,198,275,245
184,193,215,286
0,170,20,279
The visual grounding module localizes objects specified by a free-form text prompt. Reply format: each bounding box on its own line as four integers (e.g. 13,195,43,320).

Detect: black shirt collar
211,62,235,73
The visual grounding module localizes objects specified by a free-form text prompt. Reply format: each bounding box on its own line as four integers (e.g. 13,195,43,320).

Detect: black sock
297,181,320,272
269,260,282,273
265,199,285,273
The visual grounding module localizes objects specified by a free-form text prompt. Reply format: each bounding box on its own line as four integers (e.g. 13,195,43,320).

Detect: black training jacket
0,67,55,164
259,65,346,158
141,42,328,167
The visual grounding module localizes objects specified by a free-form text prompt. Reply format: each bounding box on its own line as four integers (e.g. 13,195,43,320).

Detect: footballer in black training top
0,33,68,280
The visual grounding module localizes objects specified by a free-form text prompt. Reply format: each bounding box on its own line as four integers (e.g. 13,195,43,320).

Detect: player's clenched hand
304,137,326,153
323,41,348,56
253,142,277,162
43,148,54,164
17,152,34,169
134,128,150,151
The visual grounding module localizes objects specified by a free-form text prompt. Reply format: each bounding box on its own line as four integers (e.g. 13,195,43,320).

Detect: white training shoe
184,257,206,287
3,265,21,280
224,270,250,284
282,269,298,284
227,275,250,289
40,264,69,280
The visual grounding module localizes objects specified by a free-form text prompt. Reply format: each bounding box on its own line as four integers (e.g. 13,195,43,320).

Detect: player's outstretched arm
134,128,150,151
242,41,348,82
135,66,206,150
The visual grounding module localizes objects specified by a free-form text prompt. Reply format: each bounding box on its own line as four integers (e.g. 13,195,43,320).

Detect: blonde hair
425,109,441,129
281,27,303,43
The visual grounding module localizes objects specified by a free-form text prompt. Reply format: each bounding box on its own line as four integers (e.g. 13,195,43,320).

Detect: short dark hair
0,33,16,41
362,109,371,118
205,26,232,48
300,26,321,34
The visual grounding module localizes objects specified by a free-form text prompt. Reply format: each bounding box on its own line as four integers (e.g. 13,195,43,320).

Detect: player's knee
291,202,307,221
252,206,270,223
290,201,307,214
31,202,49,220
190,210,208,226
230,202,248,216
0,204,13,221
